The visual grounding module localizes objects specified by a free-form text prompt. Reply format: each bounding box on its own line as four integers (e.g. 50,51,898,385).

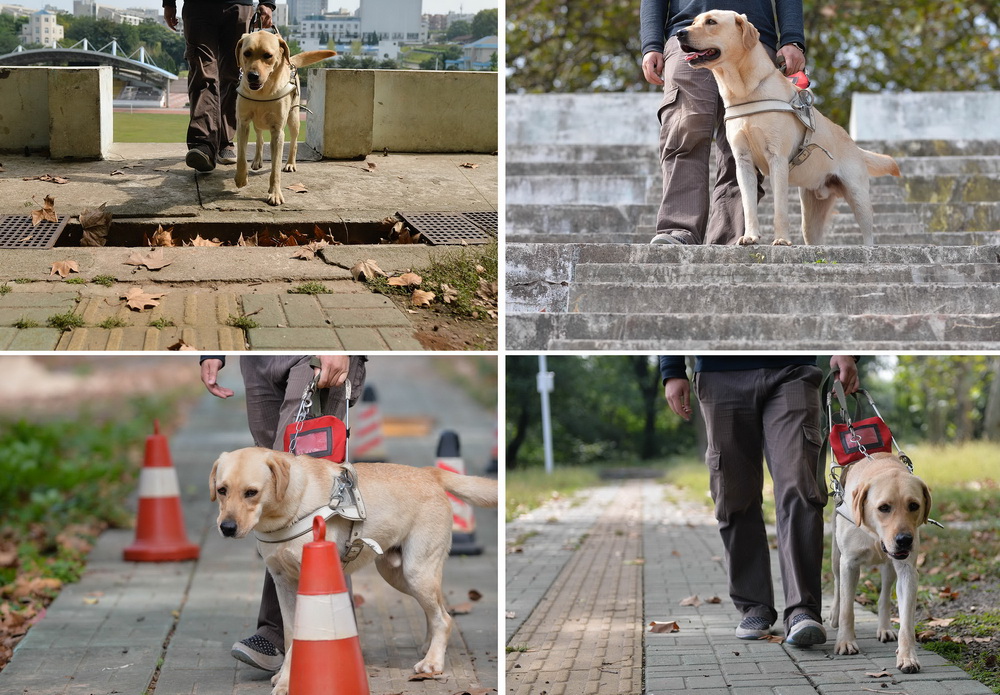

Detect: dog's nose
248,71,260,82
677,29,688,41
220,520,238,537
895,533,913,549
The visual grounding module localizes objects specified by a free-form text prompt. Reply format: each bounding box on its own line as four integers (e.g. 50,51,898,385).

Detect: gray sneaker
735,615,772,640
231,634,283,671
649,232,686,245
785,613,827,647
217,146,238,165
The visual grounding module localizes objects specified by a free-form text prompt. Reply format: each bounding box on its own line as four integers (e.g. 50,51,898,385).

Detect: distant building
287,0,325,25
73,1,158,25
0,4,35,19
444,10,473,27
359,0,424,42
299,12,360,49
19,9,63,47
460,34,495,70
424,13,446,32
272,3,288,28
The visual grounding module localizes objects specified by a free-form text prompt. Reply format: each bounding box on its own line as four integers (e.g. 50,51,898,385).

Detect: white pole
537,356,555,475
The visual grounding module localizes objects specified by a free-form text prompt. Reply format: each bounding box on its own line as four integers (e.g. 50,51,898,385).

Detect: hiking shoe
786,613,827,647
231,634,283,671
217,146,238,165
735,615,772,640
649,232,687,245
185,146,215,172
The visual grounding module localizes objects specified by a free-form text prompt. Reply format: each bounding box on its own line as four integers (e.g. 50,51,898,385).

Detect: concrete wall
0,66,113,159
506,93,661,146
309,69,498,158
850,92,1000,141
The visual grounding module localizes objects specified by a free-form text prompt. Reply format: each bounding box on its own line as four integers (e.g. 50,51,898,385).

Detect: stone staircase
506,135,1000,349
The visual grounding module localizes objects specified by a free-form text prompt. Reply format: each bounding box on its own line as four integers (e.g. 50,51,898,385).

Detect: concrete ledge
310,69,498,158
850,92,1000,141
506,93,661,146
0,66,112,159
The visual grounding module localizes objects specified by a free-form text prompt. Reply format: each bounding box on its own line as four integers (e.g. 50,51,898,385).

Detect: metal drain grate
397,211,496,246
0,214,70,249
460,211,498,235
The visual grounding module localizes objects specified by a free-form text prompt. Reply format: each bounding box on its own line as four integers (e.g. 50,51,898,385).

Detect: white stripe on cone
436,456,475,532
293,593,358,641
136,467,181,499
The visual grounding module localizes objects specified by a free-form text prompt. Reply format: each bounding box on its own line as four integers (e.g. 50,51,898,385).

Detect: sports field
113,111,307,143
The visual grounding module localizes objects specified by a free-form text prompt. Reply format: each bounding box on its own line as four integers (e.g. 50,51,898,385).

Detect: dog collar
237,67,299,103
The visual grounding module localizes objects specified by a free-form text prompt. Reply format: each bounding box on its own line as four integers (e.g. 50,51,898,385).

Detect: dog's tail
291,50,337,68
432,469,499,508
862,149,901,178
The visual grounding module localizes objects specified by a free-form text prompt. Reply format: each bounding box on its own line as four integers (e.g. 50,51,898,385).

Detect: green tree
0,14,28,54
336,54,360,68
446,20,471,41
63,16,140,54
471,9,498,40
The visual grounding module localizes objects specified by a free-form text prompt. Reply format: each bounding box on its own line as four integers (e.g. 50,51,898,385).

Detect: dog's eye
877,503,891,513
244,489,258,499
243,51,252,58
908,502,920,512
217,487,227,496
705,17,716,25
263,52,272,60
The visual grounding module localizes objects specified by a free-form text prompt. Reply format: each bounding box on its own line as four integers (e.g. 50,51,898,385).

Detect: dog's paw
877,627,898,643
267,190,284,206
897,650,921,674
413,657,443,675
282,162,297,173
235,172,248,188
772,238,792,246
828,612,838,629
834,639,859,655
737,235,759,246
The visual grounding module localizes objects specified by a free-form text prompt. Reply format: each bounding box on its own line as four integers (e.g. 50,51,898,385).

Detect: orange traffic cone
123,421,200,562
436,431,483,556
352,385,388,463
289,516,370,695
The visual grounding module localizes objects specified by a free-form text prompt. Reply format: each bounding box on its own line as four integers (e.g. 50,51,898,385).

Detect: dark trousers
182,2,253,159
655,36,772,244
694,365,826,630
239,355,367,649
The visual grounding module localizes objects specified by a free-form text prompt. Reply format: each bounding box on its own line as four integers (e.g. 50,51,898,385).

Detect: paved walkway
0,355,498,694
0,145,497,351
506,479,992,695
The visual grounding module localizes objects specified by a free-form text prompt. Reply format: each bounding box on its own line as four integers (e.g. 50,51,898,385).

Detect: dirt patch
385,295,498,350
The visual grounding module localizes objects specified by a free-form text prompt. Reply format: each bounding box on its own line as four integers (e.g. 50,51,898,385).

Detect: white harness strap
237,68,299,103
724,92,833,168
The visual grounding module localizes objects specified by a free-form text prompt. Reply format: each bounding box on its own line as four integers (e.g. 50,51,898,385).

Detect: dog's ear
851,482,869,527
279,37,291,66
209,457,221,501
266,451,292,502
736,13,759,51
235,34,249,66
920,480,932,525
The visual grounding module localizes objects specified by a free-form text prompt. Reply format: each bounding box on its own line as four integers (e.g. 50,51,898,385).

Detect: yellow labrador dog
210,447,498,695
829,452,932,673
234,31,335,206
679,10,900,245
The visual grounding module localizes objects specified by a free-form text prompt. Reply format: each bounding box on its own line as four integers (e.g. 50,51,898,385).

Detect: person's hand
164,5,178,31
777,43,805,75
642,51,665,86
314,356,350,389
201,359,235,399
664,378,692,421
258,4,274,28
830,355,859,395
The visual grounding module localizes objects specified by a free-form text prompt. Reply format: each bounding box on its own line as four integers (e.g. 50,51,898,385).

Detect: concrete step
506,230,1000,246
506,144,657,164
506,312,1000,350
507,161,660,177
506,204,647,236
897,157,1000,177
507,175,657,206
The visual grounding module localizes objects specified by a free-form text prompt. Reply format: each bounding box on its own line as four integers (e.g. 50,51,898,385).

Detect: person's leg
182,3,223,169
218,3,254,159
695,369,776,629
652,36,720,245
760,365,827,643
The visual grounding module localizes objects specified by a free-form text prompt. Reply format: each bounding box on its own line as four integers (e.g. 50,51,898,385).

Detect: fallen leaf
441,282,459,303
167,340,197,351
0,543,17,568
80,203,112,247
49,260,80,278
468,589,482,602
110,169,125,176
648,621,680,634
475,264,486,273
353,594,365,608
411,289,435,307
705,596,722,604
926,618,954,627
917,630,937,642
147,224,175,247
121,287,165,311
291,247,316,261
126,248,171,271
366,161,376,171
448,602,473,615
679,595,702,607
763,634,785,643
350,259,386,282
459,162,479,169
31,195,57,226
408,672,445,681
286,183,309,193
190,234,222,247
388,272,422,287
865,670,891,678
238,232,256,247
83,597,100,605
23,174,69,184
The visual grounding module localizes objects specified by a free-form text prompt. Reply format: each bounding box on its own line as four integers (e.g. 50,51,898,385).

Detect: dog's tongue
684,49,714,62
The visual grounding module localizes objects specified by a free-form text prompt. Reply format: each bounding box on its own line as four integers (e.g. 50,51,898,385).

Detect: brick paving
506,479,993,695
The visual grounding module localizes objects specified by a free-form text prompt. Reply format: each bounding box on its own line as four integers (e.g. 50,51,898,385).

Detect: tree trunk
983,357,1000,441
506,404,530,470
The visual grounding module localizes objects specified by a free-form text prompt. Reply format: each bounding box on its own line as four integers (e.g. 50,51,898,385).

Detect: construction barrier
352,385,388,463
435,430,483,556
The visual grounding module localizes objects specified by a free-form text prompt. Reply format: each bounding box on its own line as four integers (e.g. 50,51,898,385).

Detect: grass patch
226,314,259,330
506,644,530,653
98,317,129,329
506,465,602,522
12,318,39,329
148,317,176,329
0,284,9,295
13,279,32,284
64,277,87,285
92,275,115,287
113,112,306,143
288,282,331,295
905,441,1000,521
46,312,84,331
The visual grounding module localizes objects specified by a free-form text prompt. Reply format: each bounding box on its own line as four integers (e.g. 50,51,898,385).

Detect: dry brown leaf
49,260,79,278
23,174,69,184
926,618,954,627
167,340,197,351
679,595,702,607
237,232,256,247
705,596,722,604
917,630,937,642
365,161,376,172
762,634,785,643
865,670,892,678
350,259,386,282
121,287,165,311
648,621,680,634
441,282,459,304
388,272,422,287
448,602,473,615
286,183,309,193
83,597,100,605
31,195,57,226
468,589,483,602
191,234,223,247
459,162,479,169
147,224,175,247
411,289,435,307
80,203,112,247
475,264,486,274
408,672,445,681
125,248,171,271
291,247,316,261
0,543,17,568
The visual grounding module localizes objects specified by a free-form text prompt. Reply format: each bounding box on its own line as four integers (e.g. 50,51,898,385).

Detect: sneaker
218,146,238,165
785,613,827,647
185,146,215,172
231,634,283,671
649,232,686,245
735,615,772,640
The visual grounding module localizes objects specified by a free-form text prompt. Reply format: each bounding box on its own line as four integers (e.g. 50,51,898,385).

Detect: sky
19,0,497,18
